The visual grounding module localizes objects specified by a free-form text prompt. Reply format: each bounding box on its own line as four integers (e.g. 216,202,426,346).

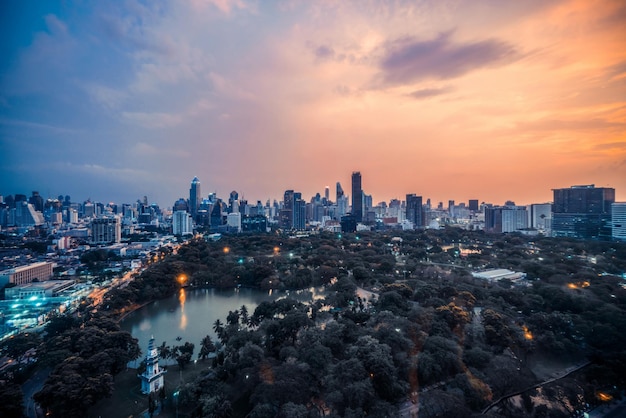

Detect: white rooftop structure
472,269,526,282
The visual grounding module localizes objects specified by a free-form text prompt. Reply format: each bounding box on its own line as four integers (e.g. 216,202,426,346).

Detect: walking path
481,361,591,414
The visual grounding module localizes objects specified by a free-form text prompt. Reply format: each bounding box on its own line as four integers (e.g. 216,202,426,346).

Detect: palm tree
240,305,249,326
213,319,225,343
198,335,216,360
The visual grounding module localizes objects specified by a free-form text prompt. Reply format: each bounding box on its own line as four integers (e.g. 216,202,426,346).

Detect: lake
121,286,326,364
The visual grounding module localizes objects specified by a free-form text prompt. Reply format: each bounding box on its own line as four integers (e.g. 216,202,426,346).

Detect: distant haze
1,1,625,207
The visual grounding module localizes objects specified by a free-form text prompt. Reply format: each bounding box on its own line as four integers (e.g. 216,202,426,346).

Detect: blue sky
2,0,625,207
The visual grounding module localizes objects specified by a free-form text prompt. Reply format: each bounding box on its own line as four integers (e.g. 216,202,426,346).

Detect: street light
173,390,180,418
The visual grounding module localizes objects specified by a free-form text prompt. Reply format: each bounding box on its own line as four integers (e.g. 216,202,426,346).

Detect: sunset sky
1,0,625,208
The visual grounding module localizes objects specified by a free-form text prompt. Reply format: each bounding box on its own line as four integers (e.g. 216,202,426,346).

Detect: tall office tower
210,200,224,229
189,177,201,219
336,182,344,201
325,186,330,203
485,206,528,233
10,201,44,227
529,203,552,235
173,210,193,235
280,190,294,229
406,194,423,228
29,191,44,212
552,185,615,239
611,202,626,241
468,199,479,211
293,192,306,230
448,200,455,217
90,216,121,244
351,172,363,222
83,201,95,218
229,191,239,213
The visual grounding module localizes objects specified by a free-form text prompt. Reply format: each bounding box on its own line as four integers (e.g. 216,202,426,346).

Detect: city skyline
1,1,625,206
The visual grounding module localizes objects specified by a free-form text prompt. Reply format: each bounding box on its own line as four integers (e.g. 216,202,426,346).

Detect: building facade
552,185,615,239
139,336,165,394
90,216,122,244
189,177,201,219
405,194,423,229
351,172,363,222
173,210,193,235
612,202,626,241
0,262,54,286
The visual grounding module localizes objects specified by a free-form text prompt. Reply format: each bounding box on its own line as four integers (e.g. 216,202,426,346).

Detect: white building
227,212,241,232
139,336,165,394
172,210,193,235
9,202,44,227
502,207,528,233
612,202,626,241
528,203,552,235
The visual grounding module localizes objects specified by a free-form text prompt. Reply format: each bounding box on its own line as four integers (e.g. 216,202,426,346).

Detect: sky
1,0,625,208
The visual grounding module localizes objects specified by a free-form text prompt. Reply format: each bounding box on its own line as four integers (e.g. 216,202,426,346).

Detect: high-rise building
228,191,239,213
468,199,479,212
9,201,44,227
293,192,306,230
325,186,330,203
173,210,193,235
336,182,344,201
529,203,552,235
552,185,615,239
90,216,121,244
280,190,294,229
612,202,626,241
351,172,363,222
189,177,201,219
406,194,423,228
485,206,528,233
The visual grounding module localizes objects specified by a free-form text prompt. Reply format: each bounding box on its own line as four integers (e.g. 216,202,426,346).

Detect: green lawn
88,360,211,418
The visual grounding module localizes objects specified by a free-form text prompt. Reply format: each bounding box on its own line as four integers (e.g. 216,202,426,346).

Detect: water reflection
179,288,187,330
122,287,326,364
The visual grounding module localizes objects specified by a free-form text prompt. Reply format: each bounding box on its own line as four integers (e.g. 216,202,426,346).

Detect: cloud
189,0,252,15
408,87,452,99
378,32,520,85
122,111,183,128
82,83,128,109
315,45,335,59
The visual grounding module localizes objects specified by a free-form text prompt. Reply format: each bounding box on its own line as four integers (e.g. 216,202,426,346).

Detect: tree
0,381,24,418
173,342,195,370
158,341,172,361
240,304,249,326
213,319,226,343
199,335,216,360
34,356,114,418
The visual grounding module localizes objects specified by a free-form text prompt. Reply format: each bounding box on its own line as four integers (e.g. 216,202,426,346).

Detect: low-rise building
0,262,55,286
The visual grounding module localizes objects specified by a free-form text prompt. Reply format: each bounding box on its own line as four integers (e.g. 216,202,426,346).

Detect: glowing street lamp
177,274,187,285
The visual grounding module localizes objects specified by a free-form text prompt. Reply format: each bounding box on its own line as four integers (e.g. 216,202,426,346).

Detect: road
22,367,51,418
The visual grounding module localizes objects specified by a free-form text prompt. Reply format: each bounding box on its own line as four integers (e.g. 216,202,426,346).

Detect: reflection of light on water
179,289,187,330
268,289,273,296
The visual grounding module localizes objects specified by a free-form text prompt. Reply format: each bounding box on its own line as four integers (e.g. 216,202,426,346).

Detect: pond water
121,287,326,364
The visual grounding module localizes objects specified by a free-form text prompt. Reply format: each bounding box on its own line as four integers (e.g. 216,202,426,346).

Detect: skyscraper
336,182,344,201
281,190,294,229
293,192,306,230
351,172,363,223
406,194,423,229
552,185,615,239
611,202,626,241
189,177,201,219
